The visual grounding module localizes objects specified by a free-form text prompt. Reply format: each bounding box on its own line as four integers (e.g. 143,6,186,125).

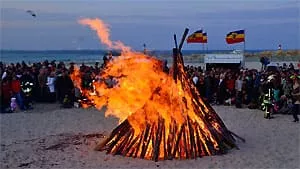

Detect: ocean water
1,50,298,64
0,50,107,64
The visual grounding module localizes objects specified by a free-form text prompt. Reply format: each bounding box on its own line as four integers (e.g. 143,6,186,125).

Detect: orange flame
73,18,232,159
78,18,131,52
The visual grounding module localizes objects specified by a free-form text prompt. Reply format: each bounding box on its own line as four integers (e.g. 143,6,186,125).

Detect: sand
1,61,300,169
1,102,299,169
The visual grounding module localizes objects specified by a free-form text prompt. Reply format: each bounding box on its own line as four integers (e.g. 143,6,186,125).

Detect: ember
72,18,239,161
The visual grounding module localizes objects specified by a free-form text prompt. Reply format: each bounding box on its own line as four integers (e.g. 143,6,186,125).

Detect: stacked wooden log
95,28,239,161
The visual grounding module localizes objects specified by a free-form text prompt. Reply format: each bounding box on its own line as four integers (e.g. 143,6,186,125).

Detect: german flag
187,30,207,43
226,30,245,44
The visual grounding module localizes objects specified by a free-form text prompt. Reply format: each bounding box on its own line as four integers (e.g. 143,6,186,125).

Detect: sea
1,49,298,65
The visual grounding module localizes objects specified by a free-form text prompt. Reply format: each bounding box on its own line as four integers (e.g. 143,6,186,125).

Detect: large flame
73,18,234,160
77,18,188,128
78,18,131,52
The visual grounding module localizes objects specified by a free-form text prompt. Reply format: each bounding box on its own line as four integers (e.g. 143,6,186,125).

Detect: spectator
37,67,47,102
56,70,74,107
11,75,25,110
216,73,226,105
291,76,300,122
46,71,56,102
1,78,12,113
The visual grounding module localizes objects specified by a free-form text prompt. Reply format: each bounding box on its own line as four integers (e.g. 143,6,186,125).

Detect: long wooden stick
174,34,178,50
172,123,185,157
228,130,246,143
178,28,189,51
140,124,152,159
187,116,196,158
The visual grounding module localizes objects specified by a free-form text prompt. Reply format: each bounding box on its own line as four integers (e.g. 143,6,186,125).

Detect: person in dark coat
204,72,213,103
291,76,300,122
56,70,74,107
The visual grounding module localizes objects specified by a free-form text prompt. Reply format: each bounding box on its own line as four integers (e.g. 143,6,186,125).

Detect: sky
1,0,299,50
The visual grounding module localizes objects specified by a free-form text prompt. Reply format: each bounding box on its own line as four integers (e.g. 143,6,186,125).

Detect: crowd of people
1,55,299,122
186,61,300,122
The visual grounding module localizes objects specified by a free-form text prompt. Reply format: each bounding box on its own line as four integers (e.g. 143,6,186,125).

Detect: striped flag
226,30,245,44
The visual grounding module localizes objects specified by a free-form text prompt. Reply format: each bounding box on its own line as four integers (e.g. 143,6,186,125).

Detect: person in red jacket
226,74,235,95
11,75,25,110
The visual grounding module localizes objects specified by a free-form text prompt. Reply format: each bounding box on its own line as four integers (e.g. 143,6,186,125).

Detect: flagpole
243,29,246,52
201,27,204,55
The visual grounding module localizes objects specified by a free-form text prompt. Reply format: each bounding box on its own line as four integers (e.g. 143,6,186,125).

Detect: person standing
46,71,56,102
204,71,213,103
1,78,13,113
38,68,47,102
11,75,25,110
216,73,226,105
235,75,243,108
291,76,300,122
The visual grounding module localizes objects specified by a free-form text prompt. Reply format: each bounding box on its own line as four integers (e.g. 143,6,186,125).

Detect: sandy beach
1,102,299,169
2,0,300,168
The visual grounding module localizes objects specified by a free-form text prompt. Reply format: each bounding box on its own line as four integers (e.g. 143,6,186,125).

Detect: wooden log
107,124,131,154
153,119,163,162
124,135,139,157
196,126,210,156
120,129,135,155
178,28,189,53
140,124,152,159
190,102,229,152
172,123,185,157
198,126,216,155
174,34,178,50
113,129,133,155
195,125,202,158
179,141,183,159
228,130,246,143
166,124,173,160
94,119,130,151
187,116,196,159
133,129,146,158
172,48,178,82
182,127,189,159
163,122,167,160
168,121,179,159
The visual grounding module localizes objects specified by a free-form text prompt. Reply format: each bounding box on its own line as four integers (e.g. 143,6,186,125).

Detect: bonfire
71,18,243,161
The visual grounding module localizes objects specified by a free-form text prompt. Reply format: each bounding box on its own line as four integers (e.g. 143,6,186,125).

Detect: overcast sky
1,0,299,50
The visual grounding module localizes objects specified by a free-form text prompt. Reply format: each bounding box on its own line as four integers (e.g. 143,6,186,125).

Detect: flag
187,30,207,43
226,30,245,44
202,32,208,43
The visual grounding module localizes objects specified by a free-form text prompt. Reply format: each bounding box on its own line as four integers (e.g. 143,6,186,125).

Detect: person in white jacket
46,72,56,102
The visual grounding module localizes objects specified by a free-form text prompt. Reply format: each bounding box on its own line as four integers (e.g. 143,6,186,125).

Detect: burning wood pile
72,18,242,161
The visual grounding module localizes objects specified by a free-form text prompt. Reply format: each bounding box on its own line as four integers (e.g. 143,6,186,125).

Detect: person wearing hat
291,75,300,122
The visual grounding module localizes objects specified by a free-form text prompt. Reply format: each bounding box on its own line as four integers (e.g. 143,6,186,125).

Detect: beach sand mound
1,104,299,169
